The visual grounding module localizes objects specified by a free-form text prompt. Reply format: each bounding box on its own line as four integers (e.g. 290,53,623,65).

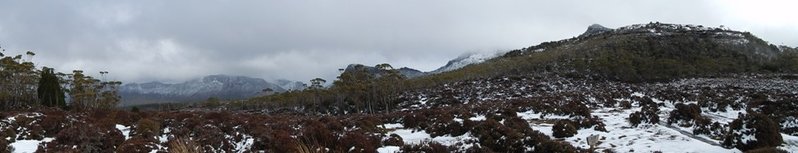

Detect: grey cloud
0,0,796,83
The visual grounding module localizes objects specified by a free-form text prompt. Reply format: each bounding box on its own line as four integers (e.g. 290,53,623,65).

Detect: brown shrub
667,103,702,127
552,120,578,138
504,117,532,133
133,118,161,137
1,129,16,141
629,110,659,127
319,116,344,132
116,137,158,153
41,123,124,153
114,111,141,126
446,121,468,137
355,116,381,132
0,138,9,153
193,124,230,151
533,140,580,153
300,119,336,148
383,134,404,146
39,109,67,137
399,141,453,153
564,100,591,117
463,145,493,153
13,114,43,140
629,112,642,127
619,101,632,109
402,113,428,130
723,113,783,151
168,137,203,153
257,129,299,153
470,119,526,152
338,132,379,153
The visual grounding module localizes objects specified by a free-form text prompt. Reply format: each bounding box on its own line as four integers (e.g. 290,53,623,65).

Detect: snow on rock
468,115,486,121
376,146,400,153
381,123,404,129
388,129,431,145
381,123,478,151
232,134,254,152
116,124,132,140
431,51,502,73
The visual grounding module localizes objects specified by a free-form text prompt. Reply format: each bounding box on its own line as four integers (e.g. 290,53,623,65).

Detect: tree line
232,64,406,114
0,46,121,111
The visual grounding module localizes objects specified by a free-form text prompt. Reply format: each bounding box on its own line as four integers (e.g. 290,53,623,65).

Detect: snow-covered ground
377,122,478,152
532,107,739,153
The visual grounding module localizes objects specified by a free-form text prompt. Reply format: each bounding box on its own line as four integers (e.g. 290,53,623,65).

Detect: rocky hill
426,22,798,83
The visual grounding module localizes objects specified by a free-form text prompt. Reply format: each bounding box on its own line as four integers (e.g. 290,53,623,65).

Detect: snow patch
377,146,400,153
9,138,53,153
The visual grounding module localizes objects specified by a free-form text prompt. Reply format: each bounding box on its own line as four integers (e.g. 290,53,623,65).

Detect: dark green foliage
37,67,66,108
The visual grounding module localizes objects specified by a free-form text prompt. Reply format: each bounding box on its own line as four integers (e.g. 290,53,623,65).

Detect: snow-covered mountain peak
431,51,502,74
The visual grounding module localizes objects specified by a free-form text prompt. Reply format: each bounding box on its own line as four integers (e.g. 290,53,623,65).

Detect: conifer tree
37,67,66,108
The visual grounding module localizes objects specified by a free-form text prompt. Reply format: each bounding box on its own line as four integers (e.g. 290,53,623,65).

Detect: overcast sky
0,0,796,83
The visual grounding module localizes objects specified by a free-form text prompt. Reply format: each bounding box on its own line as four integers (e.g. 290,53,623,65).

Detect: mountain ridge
119,74,305,106
422,22,798,84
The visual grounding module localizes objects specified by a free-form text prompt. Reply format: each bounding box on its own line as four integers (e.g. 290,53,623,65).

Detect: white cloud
79,3,139,28
712,0,798,27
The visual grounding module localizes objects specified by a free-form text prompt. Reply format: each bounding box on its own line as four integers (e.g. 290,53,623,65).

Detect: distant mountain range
118,52,495,106
118,75,305,106
343,51,502,79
